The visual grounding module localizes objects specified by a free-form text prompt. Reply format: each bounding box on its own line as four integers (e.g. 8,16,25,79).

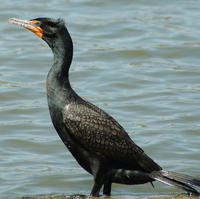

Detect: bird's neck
48,27,73,88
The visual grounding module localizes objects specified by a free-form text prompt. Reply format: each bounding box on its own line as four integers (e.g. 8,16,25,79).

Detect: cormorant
9,17,200,196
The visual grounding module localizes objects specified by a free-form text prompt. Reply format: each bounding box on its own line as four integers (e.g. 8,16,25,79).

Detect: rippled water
1,0,200,198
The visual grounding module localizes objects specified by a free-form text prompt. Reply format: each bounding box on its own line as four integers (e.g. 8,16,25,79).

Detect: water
1,0,200,198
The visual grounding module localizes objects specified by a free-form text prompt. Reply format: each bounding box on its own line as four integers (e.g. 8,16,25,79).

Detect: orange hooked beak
9,18,43,38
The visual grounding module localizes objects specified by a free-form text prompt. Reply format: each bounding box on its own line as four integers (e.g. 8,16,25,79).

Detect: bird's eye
35,22,41,26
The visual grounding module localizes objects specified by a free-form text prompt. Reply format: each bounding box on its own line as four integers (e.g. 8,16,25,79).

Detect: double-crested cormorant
9,17,200,196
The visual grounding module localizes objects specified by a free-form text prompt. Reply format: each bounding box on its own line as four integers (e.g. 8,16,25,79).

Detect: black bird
9,17,200,196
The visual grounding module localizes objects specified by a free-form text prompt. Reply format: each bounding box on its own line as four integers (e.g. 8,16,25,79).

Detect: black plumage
9,17,200,196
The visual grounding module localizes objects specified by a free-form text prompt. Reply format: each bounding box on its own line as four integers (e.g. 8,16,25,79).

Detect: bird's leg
90,181,103,196
103,182,112,196
102,170,112,195
90,165,108,196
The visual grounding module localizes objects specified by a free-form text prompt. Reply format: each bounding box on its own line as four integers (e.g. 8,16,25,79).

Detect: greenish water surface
1,0,200,198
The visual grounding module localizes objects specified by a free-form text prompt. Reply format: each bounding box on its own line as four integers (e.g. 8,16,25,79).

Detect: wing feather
63,100,161,172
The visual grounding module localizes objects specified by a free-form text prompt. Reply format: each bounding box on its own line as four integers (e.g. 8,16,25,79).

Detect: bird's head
9,17,66,47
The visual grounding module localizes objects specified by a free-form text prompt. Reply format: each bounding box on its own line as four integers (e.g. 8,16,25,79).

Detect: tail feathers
150,170,200,195
160,170,200,187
